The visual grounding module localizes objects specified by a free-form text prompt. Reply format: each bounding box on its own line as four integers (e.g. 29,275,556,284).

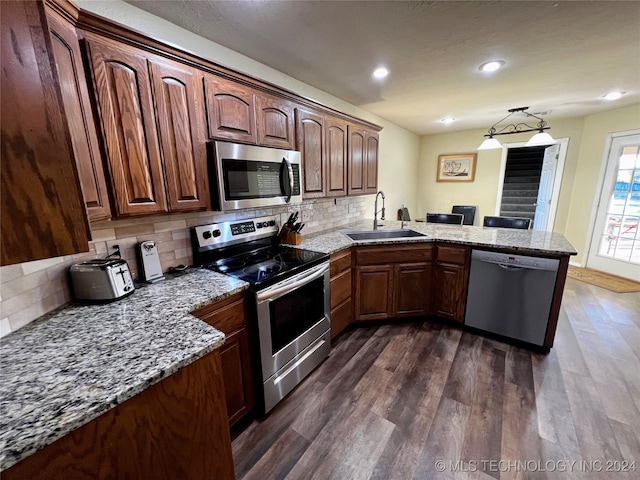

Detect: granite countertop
0,268,249,471
295,219,578,256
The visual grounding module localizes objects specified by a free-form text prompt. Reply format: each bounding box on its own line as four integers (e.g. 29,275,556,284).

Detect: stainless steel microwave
208,141,302,211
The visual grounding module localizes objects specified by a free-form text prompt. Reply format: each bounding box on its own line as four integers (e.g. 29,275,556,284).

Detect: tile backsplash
0,196,371,338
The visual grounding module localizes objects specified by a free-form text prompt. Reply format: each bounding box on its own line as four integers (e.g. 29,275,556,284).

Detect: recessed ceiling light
439,117,456,125
602,91,626,101
479,60,505,73
372,67,389,79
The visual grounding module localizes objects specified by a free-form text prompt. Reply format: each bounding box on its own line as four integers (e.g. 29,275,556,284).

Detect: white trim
494,145,510,215
583,129,640,264
569,260,583,268
546,138,569,231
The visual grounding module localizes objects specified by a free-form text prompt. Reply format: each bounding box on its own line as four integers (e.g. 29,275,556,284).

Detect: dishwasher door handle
498,263,525,271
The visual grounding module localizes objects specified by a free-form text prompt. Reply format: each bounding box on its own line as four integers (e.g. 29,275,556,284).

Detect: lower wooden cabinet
3,349,235,480
353,245,434,321
330,249,353,339
433,245,469,322
192,291,254,427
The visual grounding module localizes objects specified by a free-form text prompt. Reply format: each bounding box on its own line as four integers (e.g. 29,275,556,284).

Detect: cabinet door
149,60,209,212
203,74,257,144
220,327,255,427
255,94,295,149
47,10,112,223
347,124,366,195
393,262,433,317
86,37,167,216
1,1,90,266
326,116,348,197
364,130,379,194
434,263,468,322
354,265,393,321
296,108,325,198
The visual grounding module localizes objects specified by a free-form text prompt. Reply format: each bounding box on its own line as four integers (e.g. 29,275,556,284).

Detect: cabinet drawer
330,268,352,309
192,292,247,333
330,249,352,277
436,245,468,265
355,244,433,265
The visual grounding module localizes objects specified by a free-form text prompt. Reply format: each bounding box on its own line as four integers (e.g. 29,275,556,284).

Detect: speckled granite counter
295,219,578,256
0,268,249,471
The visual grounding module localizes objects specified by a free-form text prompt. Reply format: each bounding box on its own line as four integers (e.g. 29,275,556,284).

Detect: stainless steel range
191,215,331,413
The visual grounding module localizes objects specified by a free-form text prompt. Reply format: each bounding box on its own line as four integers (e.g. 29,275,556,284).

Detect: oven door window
222,158,300,200
269,276,325,354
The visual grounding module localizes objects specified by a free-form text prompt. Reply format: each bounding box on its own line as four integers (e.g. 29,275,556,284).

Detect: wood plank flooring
232,279,640,479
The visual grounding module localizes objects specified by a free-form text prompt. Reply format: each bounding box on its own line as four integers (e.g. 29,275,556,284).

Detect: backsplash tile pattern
0,196,372,338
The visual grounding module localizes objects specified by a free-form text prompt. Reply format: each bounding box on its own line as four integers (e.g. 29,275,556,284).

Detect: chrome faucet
373,191,386,230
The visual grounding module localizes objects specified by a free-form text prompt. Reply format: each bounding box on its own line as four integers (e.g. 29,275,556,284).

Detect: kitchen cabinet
46,4,112,223
85,36,209,217
296,108,348,199
203,74,257,144
353,244,433,321
1,0,90,266
3,349,235,480
433,244,470,322
256,93,295,149
192,291,255,427
148,59,209,212
330,249,353,339
348,125,379,195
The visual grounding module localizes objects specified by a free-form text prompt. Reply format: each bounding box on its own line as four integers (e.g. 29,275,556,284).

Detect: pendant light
478,107,556,150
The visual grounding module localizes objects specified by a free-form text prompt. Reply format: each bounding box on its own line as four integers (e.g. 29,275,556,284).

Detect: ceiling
125,0,640,136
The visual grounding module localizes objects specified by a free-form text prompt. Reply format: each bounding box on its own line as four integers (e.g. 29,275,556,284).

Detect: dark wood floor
232,278,640,480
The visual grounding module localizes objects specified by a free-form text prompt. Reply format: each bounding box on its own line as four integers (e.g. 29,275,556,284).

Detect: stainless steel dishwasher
465,250,560,347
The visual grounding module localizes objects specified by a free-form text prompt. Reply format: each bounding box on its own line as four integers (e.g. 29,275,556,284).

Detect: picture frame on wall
436,153,477,182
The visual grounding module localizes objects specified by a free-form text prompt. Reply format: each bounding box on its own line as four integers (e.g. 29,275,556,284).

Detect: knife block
285,232,302,245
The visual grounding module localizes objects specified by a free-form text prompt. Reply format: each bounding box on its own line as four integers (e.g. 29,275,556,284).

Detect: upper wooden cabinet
148,60,209,212
348,125,379,195
46,6,112,223
85,36,209,217
255,94,295,149
85,37,168,217
296,108,348,199
203,74,257,144
1,0,90,266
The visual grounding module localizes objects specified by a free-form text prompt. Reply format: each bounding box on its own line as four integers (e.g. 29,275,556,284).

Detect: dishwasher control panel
472,250,558,271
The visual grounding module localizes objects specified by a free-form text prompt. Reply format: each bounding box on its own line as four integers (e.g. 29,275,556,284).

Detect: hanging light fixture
477,106,556,150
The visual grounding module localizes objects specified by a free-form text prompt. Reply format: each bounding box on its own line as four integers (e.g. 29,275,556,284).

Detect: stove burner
246,253,269,263
222,260,245,269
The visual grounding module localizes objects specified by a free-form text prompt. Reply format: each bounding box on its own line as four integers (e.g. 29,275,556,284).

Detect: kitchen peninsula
1,220,575,478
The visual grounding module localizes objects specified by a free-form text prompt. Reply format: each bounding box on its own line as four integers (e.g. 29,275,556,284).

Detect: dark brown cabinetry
296,108,348,199
46,5,112,223
353,245,433,321
148,60,209,212
255,93,295,149
203,74,257,144
330,249,353,339
86,36,209,217
348,125,379,195
433,245,470,322
1,0,90,266
3,349,235,480
192,292,254,428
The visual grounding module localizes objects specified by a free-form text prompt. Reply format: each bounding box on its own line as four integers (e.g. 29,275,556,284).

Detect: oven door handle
256,262,328,302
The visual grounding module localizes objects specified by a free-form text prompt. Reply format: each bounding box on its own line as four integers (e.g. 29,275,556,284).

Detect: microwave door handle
281,158,293,203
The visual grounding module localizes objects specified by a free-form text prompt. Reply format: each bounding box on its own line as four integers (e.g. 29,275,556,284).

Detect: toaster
69,258,135,302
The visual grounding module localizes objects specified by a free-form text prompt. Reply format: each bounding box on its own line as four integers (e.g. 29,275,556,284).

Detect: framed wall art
436,153,477,182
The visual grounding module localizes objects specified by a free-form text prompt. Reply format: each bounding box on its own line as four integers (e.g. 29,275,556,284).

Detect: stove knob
213,229,221,238
256,223,263,229
268,220,276,227
202,231,212,239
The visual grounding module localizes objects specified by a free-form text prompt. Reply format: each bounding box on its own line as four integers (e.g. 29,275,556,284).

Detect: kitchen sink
342,229,428,241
